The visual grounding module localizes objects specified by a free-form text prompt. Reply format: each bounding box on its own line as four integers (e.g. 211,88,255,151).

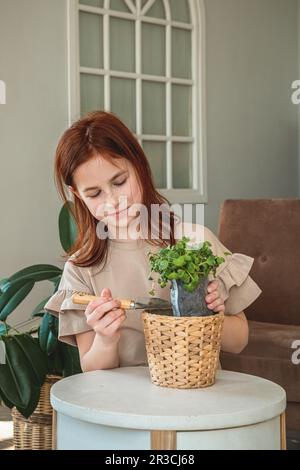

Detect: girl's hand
205,280,225,313
84,288,126,344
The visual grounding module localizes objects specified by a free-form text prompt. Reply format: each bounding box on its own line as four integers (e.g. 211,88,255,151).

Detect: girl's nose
104,194,119,212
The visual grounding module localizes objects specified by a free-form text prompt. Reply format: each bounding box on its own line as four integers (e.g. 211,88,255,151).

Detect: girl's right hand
84,288,126,344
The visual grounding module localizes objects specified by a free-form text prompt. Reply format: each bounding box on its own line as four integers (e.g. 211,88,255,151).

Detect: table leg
280,412,286,450
151,431,177,450
52,409,57,450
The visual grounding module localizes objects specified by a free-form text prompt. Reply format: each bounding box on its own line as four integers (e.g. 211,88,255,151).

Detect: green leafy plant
0,201,81,418
147,236,230,295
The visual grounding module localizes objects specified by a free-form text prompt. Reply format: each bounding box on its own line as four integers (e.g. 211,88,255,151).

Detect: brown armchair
218,199,300,445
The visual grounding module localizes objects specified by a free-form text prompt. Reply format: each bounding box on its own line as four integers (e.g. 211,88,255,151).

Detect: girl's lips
107,207,129,216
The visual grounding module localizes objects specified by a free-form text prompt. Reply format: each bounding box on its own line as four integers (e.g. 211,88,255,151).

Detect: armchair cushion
221,320,300,402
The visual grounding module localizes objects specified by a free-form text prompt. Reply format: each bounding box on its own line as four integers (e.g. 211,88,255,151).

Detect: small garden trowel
71,291,172,311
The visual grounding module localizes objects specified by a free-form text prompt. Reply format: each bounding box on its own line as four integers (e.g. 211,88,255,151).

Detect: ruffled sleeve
203,226,262,315
44,258,93,346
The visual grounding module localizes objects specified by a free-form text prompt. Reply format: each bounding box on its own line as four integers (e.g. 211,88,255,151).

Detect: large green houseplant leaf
0,335,47,418
59,200,77,253
0,201,82,417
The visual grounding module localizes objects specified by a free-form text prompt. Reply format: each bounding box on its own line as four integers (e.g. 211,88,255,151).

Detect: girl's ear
68,185,75,196
68,185,81,200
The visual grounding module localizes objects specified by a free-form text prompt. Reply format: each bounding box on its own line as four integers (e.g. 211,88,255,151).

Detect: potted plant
142,236,230,390
147,236,229,317
0,201,81,450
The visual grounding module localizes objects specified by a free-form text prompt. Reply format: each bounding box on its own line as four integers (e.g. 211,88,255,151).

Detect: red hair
54,110,179,268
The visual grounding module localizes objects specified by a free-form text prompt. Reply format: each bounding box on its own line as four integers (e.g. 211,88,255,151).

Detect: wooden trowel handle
72,292,133,310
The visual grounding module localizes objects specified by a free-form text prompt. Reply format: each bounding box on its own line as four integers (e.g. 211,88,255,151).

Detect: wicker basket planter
142,311,224,389
11,374,61,450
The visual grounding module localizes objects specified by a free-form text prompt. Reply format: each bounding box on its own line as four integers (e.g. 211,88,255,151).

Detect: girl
44,111,262,372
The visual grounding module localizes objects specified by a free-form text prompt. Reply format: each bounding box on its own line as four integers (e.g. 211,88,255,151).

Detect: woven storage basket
142,311,224,389
12,374,61,450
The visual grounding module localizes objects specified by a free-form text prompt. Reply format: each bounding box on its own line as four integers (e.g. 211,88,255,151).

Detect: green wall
203,0,299,231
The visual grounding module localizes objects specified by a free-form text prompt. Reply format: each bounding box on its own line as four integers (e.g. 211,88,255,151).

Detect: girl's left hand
205,280,225,313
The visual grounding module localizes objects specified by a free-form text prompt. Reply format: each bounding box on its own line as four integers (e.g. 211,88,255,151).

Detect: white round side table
51,366,286,450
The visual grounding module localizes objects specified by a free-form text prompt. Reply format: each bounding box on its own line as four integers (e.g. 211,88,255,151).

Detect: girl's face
70,154,143,231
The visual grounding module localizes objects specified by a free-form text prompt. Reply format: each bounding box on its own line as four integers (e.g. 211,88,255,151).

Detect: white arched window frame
67,0,207,203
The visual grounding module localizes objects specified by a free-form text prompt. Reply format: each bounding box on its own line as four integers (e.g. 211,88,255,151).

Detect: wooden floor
0,406,13,450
